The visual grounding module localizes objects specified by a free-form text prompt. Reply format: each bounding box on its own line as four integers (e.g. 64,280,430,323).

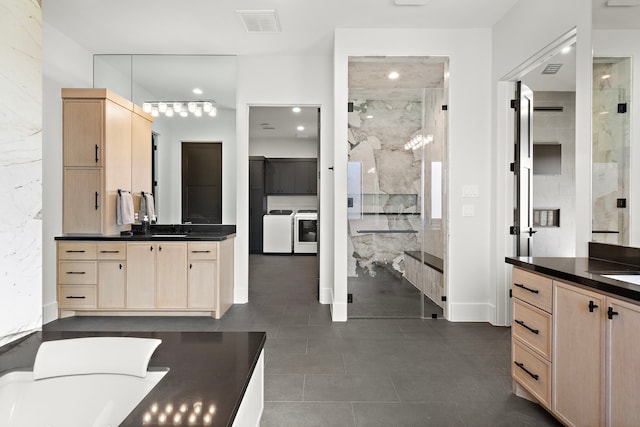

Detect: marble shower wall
0,0,43,346
592,59,631,245
532,91,576,256
347,88,446,277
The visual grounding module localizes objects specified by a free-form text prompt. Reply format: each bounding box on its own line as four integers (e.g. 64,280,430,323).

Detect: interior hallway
44,254,560,426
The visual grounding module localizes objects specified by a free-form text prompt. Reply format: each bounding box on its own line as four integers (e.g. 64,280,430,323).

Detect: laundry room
248,106,319,259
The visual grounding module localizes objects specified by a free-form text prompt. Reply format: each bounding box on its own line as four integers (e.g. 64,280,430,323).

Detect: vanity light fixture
143,101,217,118
404,134,433,151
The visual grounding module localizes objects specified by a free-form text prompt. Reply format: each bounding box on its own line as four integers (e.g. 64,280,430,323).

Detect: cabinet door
607,298,640,427
553,281,606,427
126,243,156,308
265,160,295,194
63,99,104,167
294,160,317,194
63,168,102,234
156,242,188,308
188,261,216,309
249,159,265,190
98,261,126,308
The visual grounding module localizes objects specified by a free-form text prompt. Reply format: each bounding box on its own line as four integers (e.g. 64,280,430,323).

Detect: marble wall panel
0,0,43,346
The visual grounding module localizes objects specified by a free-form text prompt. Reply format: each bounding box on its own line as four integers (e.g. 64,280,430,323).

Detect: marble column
0,0,43,346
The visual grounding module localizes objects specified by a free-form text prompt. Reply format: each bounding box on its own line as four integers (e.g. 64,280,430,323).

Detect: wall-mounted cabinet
265,158,317,195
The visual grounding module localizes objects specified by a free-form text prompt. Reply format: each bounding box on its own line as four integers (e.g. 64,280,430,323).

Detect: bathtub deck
0,330,266,427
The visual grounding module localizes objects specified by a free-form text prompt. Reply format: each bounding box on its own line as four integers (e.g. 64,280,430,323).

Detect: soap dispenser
142,215,150,235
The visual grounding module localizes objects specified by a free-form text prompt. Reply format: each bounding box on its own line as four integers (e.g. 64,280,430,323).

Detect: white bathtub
0,369,167,427
0,336,166,427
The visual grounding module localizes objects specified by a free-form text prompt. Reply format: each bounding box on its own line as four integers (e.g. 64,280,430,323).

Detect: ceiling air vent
237,10,281,33
542,63,563,75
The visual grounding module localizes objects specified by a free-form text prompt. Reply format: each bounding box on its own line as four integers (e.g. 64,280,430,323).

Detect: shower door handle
356,230,418,234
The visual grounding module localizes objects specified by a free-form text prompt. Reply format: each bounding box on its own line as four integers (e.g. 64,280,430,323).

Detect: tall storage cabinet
62,88,153,235
249,157,266,253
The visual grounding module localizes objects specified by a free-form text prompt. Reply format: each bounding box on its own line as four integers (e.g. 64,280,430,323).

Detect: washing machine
263,210,294,254
294,210,318,254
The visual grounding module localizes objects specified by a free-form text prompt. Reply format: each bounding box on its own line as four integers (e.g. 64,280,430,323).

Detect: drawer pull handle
119,264,123,270
514,361,539,381
100,250,120,253
191,250,211,253
514,319,539,335
588,300,599,313
66,250,86,253
95,144,99,163
66,271,86,275
189,264,192,269
514,283,539,294
95,191,99,210
608,307,619,320
66,296,86,299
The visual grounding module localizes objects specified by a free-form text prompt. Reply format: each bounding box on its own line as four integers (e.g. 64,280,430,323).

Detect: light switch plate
462,204,475,217
462,185,480,198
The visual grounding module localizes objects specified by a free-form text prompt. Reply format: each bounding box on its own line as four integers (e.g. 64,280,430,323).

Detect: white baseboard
43,301,58,324
447,302,494,322
331,290,347,322
234,287,249,304
319,287,332,305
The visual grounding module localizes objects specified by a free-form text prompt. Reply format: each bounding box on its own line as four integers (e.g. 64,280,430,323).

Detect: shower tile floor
43,254,561,426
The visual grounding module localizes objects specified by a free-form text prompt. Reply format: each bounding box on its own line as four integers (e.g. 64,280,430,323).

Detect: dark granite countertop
506,256,640,302
0,330,265,427
55,224,236,242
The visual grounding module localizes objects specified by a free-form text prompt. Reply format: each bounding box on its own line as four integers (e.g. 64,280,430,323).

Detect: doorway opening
181,142,222,224
247,106,321,305
346,56,448,319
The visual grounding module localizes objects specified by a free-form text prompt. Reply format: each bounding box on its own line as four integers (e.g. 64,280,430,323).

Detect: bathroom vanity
55,226,235,319
506,242,640,426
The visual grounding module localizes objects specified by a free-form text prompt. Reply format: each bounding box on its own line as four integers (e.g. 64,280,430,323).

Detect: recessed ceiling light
297,125,305,131
192,88,203,95
561,46,571,54
388,71,400,80
292,107,301,113
601,74,611,80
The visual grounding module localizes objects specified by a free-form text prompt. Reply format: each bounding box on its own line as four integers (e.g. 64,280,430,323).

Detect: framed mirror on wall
93,54,237,224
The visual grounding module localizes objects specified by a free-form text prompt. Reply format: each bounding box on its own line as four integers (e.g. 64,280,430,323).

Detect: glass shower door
346,56,447,319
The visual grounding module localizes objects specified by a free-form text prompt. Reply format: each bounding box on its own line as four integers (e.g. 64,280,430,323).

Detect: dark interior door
182,142,222,224
514,81,535,256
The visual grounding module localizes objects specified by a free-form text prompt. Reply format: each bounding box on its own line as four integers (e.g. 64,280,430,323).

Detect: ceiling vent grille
542,64,563,75
237,10,281,33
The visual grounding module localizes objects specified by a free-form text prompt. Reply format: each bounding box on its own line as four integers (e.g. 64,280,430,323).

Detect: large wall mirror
591,2,640,247
93,55,237,224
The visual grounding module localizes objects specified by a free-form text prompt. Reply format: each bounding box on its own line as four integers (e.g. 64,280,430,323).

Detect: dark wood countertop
506,256,640,302
0,330,265,427
55,232,236,242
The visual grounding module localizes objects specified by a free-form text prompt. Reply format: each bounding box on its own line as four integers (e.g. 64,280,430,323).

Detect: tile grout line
388,373,402,403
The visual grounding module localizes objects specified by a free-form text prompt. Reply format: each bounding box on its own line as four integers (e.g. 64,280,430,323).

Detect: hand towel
144,192,156,223
117,190,135,225
139,193,148,220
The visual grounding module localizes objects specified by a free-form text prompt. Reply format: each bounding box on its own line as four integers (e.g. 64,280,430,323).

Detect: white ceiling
43,0,521,56
249,106,319,141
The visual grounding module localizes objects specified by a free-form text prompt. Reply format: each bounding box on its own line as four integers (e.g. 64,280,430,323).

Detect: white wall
0,0,43,346
153,109,236,224
42,19,94,323
236,55,334,304
334,28,494,322
593,30,640,247
491,0,592,325
249,137,318,158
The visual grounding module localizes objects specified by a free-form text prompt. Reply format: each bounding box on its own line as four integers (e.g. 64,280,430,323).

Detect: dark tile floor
44,254,561,426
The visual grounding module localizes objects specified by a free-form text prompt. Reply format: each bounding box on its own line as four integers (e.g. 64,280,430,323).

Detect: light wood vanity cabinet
511,267,640,426
57,237,234,319
62,89,153,235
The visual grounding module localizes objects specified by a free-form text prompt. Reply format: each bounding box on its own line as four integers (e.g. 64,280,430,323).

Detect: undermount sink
600,274,640,286
150,234,187,238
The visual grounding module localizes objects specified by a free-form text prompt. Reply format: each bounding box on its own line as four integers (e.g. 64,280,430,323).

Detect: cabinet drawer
512,339,551,409
512,268,553,313
513,298,552,360
58,261,97,284
97,242,126,260
188,242,217,260
58,285,97,309
58,242,97,260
